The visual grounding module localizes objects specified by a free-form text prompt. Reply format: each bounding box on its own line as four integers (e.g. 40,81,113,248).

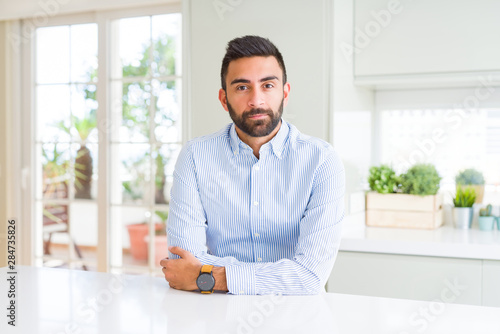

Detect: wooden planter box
366,192,444,229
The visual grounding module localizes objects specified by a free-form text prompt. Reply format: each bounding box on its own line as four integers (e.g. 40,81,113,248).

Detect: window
378,108,500,202
109,14,182,274
35,23,99,270
31,6,182,275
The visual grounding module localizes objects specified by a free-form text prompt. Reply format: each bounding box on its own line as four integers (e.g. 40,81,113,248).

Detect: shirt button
257,258,262,262
254,166,260,171
253,201,259,206
239,290,244,294
254,233,260,237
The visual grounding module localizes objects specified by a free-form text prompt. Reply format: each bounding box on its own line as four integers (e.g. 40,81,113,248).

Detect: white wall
186,0,332,141
332,0,375,213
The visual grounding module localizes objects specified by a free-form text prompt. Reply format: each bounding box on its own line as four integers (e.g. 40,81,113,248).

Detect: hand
160,246,202,291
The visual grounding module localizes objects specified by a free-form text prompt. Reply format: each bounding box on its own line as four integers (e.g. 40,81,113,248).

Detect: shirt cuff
225,264,256,295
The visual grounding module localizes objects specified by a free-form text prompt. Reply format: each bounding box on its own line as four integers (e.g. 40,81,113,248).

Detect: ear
219,88,229,112
283,82,291,107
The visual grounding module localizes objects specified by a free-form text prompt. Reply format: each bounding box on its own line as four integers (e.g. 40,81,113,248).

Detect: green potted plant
366,163,443,229
478,204,497,231
368,165,399,194
399,164,441,196
452,186,477,229
455,169,485,204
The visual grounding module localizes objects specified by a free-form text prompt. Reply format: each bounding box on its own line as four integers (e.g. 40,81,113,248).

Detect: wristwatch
196,264,215,294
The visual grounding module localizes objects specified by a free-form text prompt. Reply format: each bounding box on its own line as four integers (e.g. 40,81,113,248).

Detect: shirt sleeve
167,143,345,295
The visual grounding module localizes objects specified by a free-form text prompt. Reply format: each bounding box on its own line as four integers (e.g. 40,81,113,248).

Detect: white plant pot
453,207,473,229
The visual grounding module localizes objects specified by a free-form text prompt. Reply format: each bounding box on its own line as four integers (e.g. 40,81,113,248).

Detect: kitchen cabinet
328,251,484,306
353,0,500,86
483,260,500,307
328,213,500,307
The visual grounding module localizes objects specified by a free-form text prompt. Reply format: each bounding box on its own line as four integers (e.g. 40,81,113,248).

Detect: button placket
250,159,262,264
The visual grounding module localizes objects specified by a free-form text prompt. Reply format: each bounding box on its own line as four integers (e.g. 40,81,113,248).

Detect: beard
227,98,284,138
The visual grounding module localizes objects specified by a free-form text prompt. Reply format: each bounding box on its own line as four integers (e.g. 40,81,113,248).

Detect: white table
1,266,499,334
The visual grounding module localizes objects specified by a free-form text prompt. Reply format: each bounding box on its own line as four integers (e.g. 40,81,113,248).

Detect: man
161,35,345,295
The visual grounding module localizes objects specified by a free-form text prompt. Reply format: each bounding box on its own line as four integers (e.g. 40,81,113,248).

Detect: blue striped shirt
167,120,345,295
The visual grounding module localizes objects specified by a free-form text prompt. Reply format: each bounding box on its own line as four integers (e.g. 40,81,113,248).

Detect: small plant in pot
455,169,485,204
452,186,477,229
399,164,441,196
478,204,497,231
368,165,399,194
365,163,443,229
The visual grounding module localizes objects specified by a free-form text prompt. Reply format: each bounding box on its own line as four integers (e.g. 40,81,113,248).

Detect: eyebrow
230,76,280,86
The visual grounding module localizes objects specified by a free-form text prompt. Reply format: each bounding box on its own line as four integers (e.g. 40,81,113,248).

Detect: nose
248,88,265,108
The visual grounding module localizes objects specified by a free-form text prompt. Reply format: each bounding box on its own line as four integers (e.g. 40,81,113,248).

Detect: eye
264,83,274,89
236,85,248,91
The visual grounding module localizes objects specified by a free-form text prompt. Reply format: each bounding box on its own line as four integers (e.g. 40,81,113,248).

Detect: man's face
219,56,290,138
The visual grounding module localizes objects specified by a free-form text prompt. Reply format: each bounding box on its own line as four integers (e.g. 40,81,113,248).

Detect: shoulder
289,124,339,162
287,124,345,183
175,124,231,169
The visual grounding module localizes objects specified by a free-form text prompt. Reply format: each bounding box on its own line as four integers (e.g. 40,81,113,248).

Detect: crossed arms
161,145,345,295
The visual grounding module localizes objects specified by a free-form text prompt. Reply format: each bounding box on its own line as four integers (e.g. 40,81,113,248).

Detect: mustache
243,108,272,118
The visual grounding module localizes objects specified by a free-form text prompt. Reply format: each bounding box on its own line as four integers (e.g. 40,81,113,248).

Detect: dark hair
220,35,287,90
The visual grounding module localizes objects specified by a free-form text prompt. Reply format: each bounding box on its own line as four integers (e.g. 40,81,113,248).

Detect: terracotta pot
153,235,168,266
126,223,162,261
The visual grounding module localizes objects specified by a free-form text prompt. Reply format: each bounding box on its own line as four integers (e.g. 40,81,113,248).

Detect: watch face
196,273,215,291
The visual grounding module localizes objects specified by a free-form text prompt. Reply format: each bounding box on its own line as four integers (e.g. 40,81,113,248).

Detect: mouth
248,114,268,120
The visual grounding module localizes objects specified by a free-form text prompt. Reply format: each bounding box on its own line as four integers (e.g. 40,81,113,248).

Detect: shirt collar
229,119,289,159
229,123,242,156
267,119,289,159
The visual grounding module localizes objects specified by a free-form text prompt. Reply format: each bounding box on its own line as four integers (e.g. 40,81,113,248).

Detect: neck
235,120,282,159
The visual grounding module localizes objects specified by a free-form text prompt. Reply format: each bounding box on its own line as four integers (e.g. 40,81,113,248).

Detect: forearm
224,257,333,296
196,253,336,295
173,248,325,295
171,215,342,295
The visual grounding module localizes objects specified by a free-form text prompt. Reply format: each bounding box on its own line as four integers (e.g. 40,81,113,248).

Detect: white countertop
340,213,500,260
1,266,500,333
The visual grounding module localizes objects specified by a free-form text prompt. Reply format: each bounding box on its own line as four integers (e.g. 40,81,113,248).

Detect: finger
159,257,169,267
168,246,193,259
